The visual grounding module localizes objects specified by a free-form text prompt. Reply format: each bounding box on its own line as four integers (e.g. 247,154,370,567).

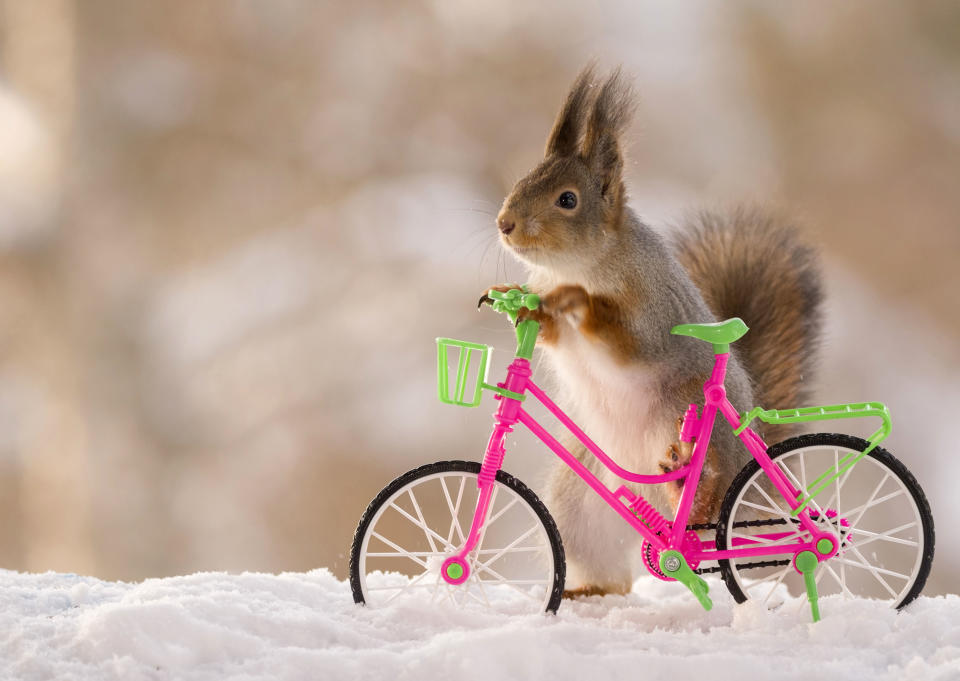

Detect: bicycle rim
350,460,564,614
717,434,934,610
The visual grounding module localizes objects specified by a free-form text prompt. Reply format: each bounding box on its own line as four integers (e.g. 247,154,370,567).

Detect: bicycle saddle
670,317,749,353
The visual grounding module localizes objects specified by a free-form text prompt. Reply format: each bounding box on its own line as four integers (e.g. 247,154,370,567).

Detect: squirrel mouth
503,240,537,256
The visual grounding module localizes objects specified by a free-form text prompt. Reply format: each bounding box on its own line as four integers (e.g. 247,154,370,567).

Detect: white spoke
459,582,489,607
750,481,793,520
737,498,786,518
812,460,858,523
758,564,792,605
842,546,911,582
840,489,907,545
779,459,827,518
484,494,520,534
384,569,432,604
474,562,543,602
847,473,892,530
370,532,429,569
442,583,457,607
821,562,854,599
441,476,467,545
731,528,805,548
846,522,919,549
367,580,435,592
477,523,542,572
408,489,439,554
476,546,544,555
799,452,808,497
470,570,492,608
388,502,456,551
365,551,445,558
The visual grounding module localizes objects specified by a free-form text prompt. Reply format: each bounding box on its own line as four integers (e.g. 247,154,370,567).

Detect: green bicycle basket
436,338,491,407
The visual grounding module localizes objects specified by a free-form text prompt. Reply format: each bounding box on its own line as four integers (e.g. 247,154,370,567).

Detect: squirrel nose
498,218,516,235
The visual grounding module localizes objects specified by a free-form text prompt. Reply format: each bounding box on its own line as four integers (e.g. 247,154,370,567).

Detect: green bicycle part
436,285,542,408
795,550,821,622
816,537,835,555
486,287,541,360
515,318,539,360
659,550,713,611
670,317,749,354
436,339,529,406
731,402,892,516
436,338,490,407
481,383,526,401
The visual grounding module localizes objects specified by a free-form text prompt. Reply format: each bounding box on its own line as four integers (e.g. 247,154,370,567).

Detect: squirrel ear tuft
581,67,635,201
544,63,597,158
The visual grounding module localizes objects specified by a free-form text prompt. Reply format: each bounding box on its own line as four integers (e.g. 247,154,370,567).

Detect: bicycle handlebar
485,288,540,316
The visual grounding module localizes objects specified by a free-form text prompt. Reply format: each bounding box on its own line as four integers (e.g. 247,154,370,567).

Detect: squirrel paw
541,284,590,327
659,442,690,484
660,416,695,487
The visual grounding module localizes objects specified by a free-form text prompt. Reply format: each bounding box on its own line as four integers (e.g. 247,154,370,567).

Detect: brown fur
671,208,823,443
562,584,626,600
517,285,638,364
658,417,723,524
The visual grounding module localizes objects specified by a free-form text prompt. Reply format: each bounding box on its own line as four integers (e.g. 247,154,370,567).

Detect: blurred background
0,1,957,594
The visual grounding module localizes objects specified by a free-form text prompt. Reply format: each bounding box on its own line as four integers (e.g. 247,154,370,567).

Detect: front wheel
716,433,934,610
349,460,565,614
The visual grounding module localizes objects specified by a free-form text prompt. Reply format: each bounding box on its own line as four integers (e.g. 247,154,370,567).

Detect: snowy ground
2,568,958,681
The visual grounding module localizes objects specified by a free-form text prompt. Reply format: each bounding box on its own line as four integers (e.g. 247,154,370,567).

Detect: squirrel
485,65,823,598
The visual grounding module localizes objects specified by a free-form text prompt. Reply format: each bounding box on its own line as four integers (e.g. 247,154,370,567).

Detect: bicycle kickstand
795,551,821,622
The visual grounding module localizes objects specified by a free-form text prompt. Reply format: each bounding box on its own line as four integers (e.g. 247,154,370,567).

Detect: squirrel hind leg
546,456,635,596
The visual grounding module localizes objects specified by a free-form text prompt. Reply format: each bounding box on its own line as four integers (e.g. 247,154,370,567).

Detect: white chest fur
542,323,673,478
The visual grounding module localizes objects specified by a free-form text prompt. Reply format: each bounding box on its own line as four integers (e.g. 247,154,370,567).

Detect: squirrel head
497,65,635,274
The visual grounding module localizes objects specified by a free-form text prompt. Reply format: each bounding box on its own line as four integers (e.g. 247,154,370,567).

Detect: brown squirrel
486,65,823,598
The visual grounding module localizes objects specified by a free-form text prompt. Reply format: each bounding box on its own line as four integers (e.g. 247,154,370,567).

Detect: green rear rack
733,402,892,516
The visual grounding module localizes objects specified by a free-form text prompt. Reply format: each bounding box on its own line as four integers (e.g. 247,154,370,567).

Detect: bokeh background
0,1,957,595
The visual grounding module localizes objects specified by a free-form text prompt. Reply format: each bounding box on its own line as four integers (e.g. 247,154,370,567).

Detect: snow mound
1,569,958,681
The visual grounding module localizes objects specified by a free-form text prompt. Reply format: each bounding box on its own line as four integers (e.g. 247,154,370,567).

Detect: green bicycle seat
671,317,749,354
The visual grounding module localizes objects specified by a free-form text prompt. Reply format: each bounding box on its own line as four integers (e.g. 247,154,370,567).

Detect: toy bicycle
349,288,934,621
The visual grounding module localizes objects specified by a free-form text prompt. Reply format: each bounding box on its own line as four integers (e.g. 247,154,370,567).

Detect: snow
3,569,959,681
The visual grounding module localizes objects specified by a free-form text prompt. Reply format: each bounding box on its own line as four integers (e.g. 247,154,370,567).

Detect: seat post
708,352,730,388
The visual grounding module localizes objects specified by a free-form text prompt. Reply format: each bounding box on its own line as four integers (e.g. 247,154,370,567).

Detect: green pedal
660,550,713,611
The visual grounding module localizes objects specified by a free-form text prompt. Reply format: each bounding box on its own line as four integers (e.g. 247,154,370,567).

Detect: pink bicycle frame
441,352,837,584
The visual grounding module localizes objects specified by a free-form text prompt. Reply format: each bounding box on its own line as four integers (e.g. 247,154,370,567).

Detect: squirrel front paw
514,284,589,343
540,284,591,326
478,283,524,309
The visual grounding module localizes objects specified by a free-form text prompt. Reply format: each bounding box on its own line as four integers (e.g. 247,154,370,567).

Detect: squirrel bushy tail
671,207,824,443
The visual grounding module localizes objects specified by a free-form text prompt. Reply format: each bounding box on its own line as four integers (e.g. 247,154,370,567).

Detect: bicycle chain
688,518,792,575
654,516,846,575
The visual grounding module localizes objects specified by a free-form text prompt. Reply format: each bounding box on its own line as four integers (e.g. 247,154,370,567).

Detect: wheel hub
440,556,470,585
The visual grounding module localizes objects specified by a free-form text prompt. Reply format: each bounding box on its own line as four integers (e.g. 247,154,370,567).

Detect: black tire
716,433,934,609
349,460,565,613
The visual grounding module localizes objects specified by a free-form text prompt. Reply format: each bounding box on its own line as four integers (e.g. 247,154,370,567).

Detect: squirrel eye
556,191,578,210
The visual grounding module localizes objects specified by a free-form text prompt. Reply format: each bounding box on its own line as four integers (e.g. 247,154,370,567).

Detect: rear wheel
349,460,565,614
716,433,934,610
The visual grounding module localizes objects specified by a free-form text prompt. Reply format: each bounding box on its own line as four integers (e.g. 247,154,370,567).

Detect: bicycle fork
441,359,531,585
